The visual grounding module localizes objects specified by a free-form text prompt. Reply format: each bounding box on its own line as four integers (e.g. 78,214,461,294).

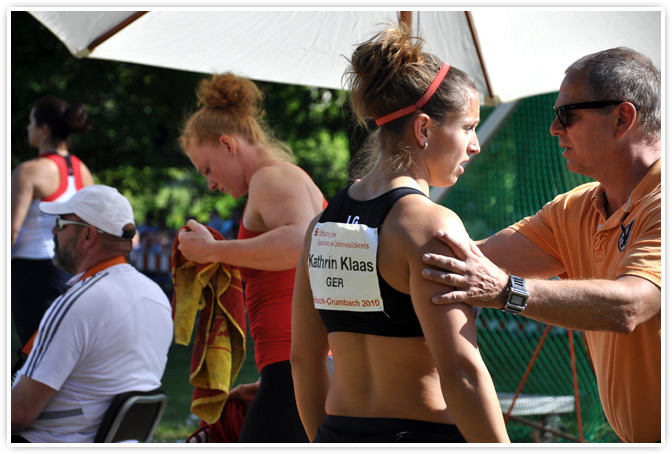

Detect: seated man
11,185,173,443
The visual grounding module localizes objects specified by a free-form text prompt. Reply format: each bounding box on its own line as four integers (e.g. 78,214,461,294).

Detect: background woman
11,96,94,346
177,73,326,442
291,25,509,443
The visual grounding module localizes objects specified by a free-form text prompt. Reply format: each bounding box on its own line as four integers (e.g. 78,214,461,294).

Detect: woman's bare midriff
325,331,456,424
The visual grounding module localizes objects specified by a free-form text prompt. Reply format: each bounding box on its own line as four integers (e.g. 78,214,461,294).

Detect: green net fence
440,92,619,443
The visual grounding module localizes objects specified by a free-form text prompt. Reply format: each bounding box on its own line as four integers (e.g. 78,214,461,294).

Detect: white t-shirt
14,263,173,443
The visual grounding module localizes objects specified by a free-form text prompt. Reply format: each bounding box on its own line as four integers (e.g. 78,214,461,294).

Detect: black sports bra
311,186,426,337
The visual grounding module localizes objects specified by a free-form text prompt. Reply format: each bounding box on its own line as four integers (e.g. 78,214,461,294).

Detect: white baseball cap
40,185,136,239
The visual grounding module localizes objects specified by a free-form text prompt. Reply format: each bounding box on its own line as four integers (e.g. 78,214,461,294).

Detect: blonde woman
177,73,326,442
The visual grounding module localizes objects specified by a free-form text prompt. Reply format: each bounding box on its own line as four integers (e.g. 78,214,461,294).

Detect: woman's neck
353,158,428,199
38,143,68,155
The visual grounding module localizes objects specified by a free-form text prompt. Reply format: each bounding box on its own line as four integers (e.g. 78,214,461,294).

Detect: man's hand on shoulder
421,230,508,309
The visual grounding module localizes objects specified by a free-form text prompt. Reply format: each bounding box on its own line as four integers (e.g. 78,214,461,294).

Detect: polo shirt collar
591,158,660,227
624,158,661,214
67,255,128,285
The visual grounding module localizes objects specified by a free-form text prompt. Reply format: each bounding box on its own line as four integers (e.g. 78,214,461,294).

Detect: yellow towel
171,226,246,423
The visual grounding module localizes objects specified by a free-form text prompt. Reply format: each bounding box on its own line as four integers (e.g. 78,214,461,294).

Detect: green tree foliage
11,11,351,229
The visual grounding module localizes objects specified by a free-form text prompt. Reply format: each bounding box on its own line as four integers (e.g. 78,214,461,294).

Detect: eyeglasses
55,217,91,231
55,216,103,234
553,100,626,128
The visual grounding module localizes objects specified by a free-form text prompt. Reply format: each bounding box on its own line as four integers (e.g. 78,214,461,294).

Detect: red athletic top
41,152,85,201
12,152,85,260
238,198,328,372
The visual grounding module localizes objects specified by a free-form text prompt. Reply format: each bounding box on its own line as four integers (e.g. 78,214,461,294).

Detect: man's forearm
522,276,660,333
11,376,57,433
422,230,660,334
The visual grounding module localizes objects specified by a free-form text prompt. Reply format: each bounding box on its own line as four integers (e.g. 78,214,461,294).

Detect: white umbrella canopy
29,9,662,104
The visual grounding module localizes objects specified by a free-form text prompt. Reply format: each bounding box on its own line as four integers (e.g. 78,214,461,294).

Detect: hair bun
346,24,430,126
379,25,425,73
346,22,475,139
197,73,264,120
63,103,91,133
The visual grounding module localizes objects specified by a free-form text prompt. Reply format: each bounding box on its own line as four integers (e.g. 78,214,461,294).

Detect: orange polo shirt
510,160,661,443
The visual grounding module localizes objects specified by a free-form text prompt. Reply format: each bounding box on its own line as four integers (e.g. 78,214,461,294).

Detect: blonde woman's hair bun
197,73,265,120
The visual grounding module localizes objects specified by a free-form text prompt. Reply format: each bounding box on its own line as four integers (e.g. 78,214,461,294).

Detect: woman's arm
290,216,331,441
392,199,509,442
177,165,323,269
79,160,95,186
11,159,58,245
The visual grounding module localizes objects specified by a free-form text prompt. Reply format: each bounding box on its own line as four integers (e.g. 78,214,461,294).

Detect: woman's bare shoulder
249,161,322,207
386,194,468,247
12,156,59,186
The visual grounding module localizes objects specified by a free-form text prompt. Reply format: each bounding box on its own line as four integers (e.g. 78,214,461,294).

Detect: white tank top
12,172,79,260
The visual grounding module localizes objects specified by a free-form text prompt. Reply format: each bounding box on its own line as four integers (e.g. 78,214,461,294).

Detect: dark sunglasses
55,216,103,233
553,100,626,128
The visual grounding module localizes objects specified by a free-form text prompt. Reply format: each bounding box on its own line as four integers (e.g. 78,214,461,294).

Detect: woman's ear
218,135,236,156
414,113,431,149
36,123,51,147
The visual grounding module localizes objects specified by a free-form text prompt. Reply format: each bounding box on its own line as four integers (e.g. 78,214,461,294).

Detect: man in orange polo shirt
421,47,660,443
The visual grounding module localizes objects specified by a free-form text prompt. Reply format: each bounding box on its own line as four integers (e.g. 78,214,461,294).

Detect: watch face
510,294,526,306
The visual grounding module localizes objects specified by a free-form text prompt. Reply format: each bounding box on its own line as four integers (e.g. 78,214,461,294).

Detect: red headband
375,62,451,127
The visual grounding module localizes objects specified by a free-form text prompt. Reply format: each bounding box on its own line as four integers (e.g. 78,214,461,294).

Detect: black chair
94,388,167,443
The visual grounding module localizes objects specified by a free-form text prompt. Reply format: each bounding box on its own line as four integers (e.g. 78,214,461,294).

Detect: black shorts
11,258,71,345
238,360,308,443
313,415,466,443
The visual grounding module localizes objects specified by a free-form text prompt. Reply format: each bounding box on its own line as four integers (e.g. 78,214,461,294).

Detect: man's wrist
501,275,529,315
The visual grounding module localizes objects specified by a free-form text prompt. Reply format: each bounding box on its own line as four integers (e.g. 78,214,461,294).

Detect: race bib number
308,222,383,312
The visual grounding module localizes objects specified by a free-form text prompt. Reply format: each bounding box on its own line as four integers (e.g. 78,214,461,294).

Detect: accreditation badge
308,222,384,312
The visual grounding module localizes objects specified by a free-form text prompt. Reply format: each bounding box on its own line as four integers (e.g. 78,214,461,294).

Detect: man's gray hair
566,47,660,140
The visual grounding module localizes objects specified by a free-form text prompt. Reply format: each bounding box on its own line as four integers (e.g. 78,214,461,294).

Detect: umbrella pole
86,11,148,55
399,11,413,28
465,11,494,99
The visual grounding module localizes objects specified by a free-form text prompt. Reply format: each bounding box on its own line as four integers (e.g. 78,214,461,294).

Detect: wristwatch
502,275,529,315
